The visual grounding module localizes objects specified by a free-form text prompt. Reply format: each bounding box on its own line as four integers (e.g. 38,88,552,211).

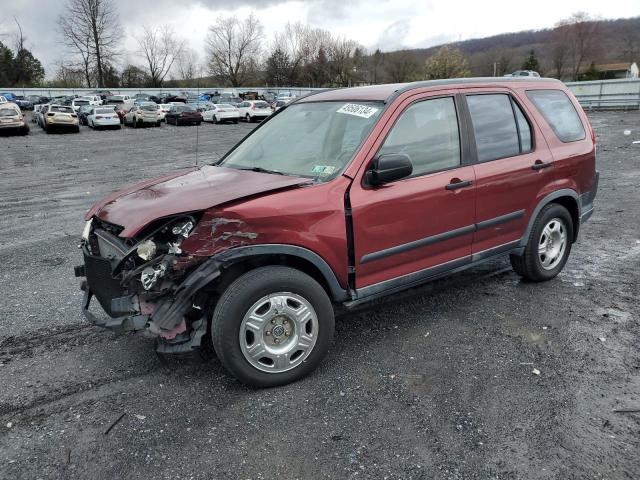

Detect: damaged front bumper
77,246,223,354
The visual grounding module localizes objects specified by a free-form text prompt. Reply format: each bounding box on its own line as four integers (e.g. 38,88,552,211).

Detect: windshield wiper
238,166,285,175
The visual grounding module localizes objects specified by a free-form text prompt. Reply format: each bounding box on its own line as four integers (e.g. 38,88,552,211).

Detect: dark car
76,78,598,387
13,95,34,110
77,105,94,125
165,104,202,125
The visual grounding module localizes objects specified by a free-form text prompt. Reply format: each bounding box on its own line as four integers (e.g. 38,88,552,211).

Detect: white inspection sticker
336,103,379,119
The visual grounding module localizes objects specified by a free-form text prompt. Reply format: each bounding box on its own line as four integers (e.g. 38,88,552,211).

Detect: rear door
350,92,476,290
461,89,556,255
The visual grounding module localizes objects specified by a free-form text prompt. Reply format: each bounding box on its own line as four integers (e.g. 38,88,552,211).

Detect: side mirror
365,153,413,186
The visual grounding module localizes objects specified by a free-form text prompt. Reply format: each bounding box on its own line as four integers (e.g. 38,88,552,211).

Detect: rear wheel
212,116,217,124
245,114,251,123
233,119,238,124
212,266,334,387
510,203,573,282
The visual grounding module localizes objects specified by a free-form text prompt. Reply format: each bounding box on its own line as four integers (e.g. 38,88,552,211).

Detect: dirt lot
0,111,638,480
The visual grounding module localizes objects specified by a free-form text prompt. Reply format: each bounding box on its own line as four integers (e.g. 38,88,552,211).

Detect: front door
350,94,476,291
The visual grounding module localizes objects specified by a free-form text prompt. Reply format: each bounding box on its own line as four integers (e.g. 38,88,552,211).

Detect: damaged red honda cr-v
76,78,598,387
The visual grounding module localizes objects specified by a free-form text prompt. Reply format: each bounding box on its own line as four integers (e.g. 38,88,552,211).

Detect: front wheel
510,203,573,282
212,266,334,387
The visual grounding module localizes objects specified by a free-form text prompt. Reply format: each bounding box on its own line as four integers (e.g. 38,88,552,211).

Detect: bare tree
137,25,185,87
385,51,419,83
557,12,601,81
205,14,264,87
328,36,358,86
58,0,120,87
176,47,199,84
58,16,93,86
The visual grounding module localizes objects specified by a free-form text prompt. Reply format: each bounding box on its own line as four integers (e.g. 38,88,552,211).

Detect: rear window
95,109,113,114
526,89,585,143
0,108,18,116
140,105,158,111
51,106,74,113
253,101,269,109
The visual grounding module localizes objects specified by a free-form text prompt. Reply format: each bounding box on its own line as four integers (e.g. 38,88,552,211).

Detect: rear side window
379,97,461,177
526,89,585,143
467,94,521,161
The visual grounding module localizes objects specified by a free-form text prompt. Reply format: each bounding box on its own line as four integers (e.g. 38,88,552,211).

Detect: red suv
76,78,598,387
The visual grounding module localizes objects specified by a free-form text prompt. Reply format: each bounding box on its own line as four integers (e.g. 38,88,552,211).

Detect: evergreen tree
521,49,541,73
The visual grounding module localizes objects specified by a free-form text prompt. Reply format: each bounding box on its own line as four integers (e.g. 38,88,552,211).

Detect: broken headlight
81,219,93,242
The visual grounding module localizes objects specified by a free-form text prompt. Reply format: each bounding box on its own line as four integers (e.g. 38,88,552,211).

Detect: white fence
565,79,640,109
0,86,320,98
3,79,640,109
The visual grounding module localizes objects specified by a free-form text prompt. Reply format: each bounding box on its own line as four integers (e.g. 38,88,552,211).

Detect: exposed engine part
137,239,157,261
172,220,194,238
141,263,167,290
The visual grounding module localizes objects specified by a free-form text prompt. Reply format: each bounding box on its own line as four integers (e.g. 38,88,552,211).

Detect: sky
1,0,639,78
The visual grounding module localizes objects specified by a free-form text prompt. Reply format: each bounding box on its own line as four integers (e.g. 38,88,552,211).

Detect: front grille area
83,250,126,317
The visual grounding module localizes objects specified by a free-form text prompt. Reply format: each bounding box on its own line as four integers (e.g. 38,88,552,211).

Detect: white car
0,96,7,104
237,100,272,122
158,104,172,122
202,104,240,124
81,95,103,105
504,70,540,78
106,94,134,109
87,107,121,129
124,103,162,127
71,98,91,112
41,104,79,133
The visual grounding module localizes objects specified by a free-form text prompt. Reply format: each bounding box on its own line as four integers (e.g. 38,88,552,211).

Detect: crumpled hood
86,166,312,237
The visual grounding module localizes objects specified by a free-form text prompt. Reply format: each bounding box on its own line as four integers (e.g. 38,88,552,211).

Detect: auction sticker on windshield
337,103,379,119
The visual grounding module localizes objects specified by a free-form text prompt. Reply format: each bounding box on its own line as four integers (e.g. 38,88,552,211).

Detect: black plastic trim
360,209,525,265
519,189,579,247
214,244,349,302
349,239,521,307
476,209,525,230
360,224,476,265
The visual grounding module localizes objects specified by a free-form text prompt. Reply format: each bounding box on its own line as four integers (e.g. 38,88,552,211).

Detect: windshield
220,101,383,181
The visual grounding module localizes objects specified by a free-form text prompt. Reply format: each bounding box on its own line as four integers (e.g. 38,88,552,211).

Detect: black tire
195,121,201,126
233,119,238,124
212,266,335,387
156,121,161,127
510,203,573,282
212,116,217,124
245,114,251,123
74,126,80,133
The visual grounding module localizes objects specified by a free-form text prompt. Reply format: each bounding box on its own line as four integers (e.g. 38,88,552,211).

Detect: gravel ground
0,111,638,480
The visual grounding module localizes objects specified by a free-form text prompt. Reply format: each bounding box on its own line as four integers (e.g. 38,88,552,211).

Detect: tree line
1,1,637,89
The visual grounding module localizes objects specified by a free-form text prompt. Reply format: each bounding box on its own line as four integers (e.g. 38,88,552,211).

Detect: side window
526,89,585,143
467,94,520,161
513,100,532,153
378,97,461,177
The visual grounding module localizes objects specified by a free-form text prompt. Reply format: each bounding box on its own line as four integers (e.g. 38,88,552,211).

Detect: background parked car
106,94,134,109
0,102,29,135
77,105,94,125
124,103,162,127
202,103,240,124
504,70,540,77
158,104,172,121
12,96,34,110
165,104,202,126
41,104,79,133
237,100,272,122
271,99,290,112
71,98,91,112
34,103,50,126
87,106,121,129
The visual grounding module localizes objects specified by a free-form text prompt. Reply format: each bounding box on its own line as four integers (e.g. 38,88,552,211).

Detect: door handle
532,160,552,171
445,179,473,190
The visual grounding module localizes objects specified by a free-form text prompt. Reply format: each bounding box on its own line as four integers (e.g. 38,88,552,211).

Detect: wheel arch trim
519,189,580,248
213,244,349,302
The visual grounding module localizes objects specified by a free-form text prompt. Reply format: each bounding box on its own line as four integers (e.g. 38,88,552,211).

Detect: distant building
592,62,638,79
